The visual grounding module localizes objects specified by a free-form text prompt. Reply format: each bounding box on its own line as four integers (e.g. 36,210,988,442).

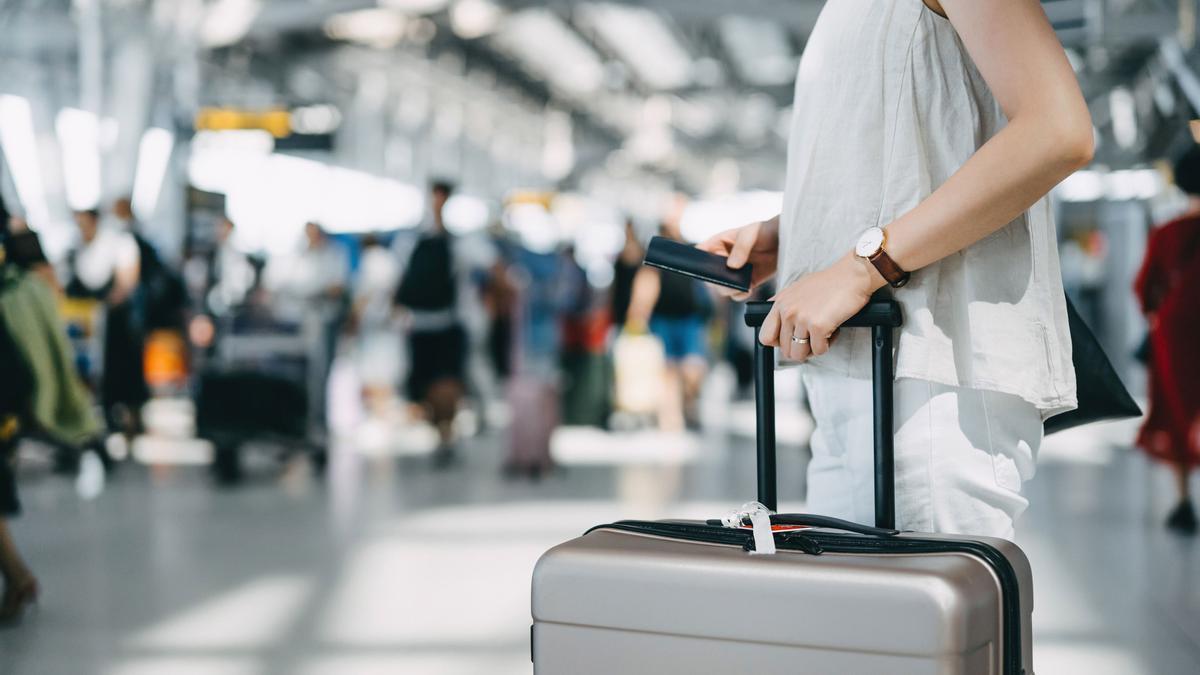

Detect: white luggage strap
721,501,776,555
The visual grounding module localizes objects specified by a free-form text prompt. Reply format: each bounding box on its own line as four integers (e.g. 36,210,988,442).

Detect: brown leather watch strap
868,249,911,288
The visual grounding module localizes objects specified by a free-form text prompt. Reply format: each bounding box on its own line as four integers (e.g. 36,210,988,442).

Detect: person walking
394,181,470,467
1134,147,1200,535
699,0,1093,539
628,221,711,432
64,208,147,438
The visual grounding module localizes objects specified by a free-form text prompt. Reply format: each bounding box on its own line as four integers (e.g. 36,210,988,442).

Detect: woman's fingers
727,223,759,269
759,304,781,347
808,327,830,357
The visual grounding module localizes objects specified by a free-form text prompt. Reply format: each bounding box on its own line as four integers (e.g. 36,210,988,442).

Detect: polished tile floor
0,414,1197,674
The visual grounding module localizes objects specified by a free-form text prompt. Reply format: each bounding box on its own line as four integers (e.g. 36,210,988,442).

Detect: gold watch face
855,227,885,258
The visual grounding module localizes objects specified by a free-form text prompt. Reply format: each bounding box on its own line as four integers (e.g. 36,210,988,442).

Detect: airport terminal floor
0,394,1196,675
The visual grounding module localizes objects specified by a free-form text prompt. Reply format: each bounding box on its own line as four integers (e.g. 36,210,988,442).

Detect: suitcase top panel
533,528,1011,658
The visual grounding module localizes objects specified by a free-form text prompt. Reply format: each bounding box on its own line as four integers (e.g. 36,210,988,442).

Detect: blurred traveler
1134,147,1200,535
292,222,350,431
698,0,1093,538
1,214,102,622
65,208,148,436
3,216,58,293
203,215,256,317
503,244,568,478
112,197,187,332
352,234,402,408
628,222,710,432
482,256,517,383
558,246,610,428
610,218,642,329
394,181,468,466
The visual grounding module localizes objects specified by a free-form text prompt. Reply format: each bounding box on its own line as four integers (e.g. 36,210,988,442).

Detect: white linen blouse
777,0,1077,417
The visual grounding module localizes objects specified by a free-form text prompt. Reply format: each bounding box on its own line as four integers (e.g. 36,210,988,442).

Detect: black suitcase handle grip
743,299,903,329
744,296,901,529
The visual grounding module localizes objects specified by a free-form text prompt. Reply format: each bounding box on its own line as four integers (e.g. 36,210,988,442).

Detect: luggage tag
721,502,812,555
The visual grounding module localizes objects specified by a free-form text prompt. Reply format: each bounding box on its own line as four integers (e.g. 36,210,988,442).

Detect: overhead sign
194,107,292,138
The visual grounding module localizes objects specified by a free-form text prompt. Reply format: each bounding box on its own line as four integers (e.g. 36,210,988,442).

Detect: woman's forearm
884,115,1091,278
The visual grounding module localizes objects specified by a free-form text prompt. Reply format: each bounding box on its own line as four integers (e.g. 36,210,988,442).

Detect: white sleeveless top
778,0,1076,417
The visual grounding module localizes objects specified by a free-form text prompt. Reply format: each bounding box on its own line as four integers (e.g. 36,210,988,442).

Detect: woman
65,208,146,436
700,0,1092,538
1134,147,1200,535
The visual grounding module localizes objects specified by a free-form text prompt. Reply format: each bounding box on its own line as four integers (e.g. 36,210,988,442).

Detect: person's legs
650,318,686,432
0,438,37,621
1166,462,1197,534
677,318,708,428
801,368,1040,539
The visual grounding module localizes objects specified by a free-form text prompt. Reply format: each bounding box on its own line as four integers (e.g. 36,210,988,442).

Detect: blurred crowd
1,180,773,489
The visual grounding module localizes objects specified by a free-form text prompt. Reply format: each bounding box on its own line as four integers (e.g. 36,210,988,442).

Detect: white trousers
801,367,1042,540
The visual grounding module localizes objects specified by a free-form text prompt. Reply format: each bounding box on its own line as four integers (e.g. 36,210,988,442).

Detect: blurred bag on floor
560,352,612,428
507,375,558,473
612,331,664,415
195,371,307,441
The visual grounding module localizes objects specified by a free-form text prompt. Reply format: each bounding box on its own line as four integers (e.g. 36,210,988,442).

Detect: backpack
395,234,457,311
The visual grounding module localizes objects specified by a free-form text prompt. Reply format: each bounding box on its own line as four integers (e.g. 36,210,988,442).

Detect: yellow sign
195,108,292,138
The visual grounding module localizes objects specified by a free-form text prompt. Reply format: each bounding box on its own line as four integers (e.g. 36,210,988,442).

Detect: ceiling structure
0,0,1197,197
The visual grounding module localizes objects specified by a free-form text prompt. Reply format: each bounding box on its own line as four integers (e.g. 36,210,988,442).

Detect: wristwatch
854,227,910,288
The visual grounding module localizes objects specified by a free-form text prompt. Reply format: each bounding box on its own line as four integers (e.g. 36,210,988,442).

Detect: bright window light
450,0,503,39
325,8,410,48
0,95,51,228
188,142,425,253
132,127,174,222
56,107,102,211
679,191,783,243
505,202,561,253
443,194,490,234
1055,168,1163,202
381,0,449,13
1056,170,1104,202
578,3,692,91
1109,88,1138,149
493,9,605,98
201,0,261,48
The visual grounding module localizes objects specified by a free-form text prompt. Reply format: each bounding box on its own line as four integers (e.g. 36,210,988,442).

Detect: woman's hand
761,253,886,361
696,216,779,301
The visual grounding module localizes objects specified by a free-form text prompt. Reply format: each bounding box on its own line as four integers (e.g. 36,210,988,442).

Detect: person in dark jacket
395,181,468,466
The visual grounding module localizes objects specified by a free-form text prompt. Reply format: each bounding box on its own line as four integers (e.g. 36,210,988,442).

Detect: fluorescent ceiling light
381,0,450,14
1055,169,1163,202
493,9,605,98
201,0,261,48
0,95,51,229
450,0,503,39
132,127,175,223
680,191,782,243
718,16,796,87
55,107,102,211
578,3,692,91
325,9,410,48
1109,88,1137,149
443,194,490,234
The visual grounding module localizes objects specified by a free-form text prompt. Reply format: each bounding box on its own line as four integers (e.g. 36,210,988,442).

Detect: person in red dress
1135,147,1200,535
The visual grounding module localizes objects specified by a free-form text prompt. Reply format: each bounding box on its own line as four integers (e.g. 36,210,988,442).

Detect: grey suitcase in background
531,299,1034,674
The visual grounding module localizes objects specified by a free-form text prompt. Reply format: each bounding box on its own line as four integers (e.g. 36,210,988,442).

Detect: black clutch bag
1043,296,1142,435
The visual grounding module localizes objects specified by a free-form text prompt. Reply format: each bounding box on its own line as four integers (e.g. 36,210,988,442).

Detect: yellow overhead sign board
195,108,292,138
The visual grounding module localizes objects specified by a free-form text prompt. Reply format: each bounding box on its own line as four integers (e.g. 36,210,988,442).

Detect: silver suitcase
532,300,1034,674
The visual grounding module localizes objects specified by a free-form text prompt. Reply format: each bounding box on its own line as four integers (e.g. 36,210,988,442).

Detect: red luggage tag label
736,523,812,533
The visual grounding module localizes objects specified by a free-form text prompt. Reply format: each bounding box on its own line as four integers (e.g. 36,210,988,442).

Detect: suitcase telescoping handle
743,299,903,529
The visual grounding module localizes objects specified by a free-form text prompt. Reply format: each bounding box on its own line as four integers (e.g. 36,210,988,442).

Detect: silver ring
791,336,809,345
